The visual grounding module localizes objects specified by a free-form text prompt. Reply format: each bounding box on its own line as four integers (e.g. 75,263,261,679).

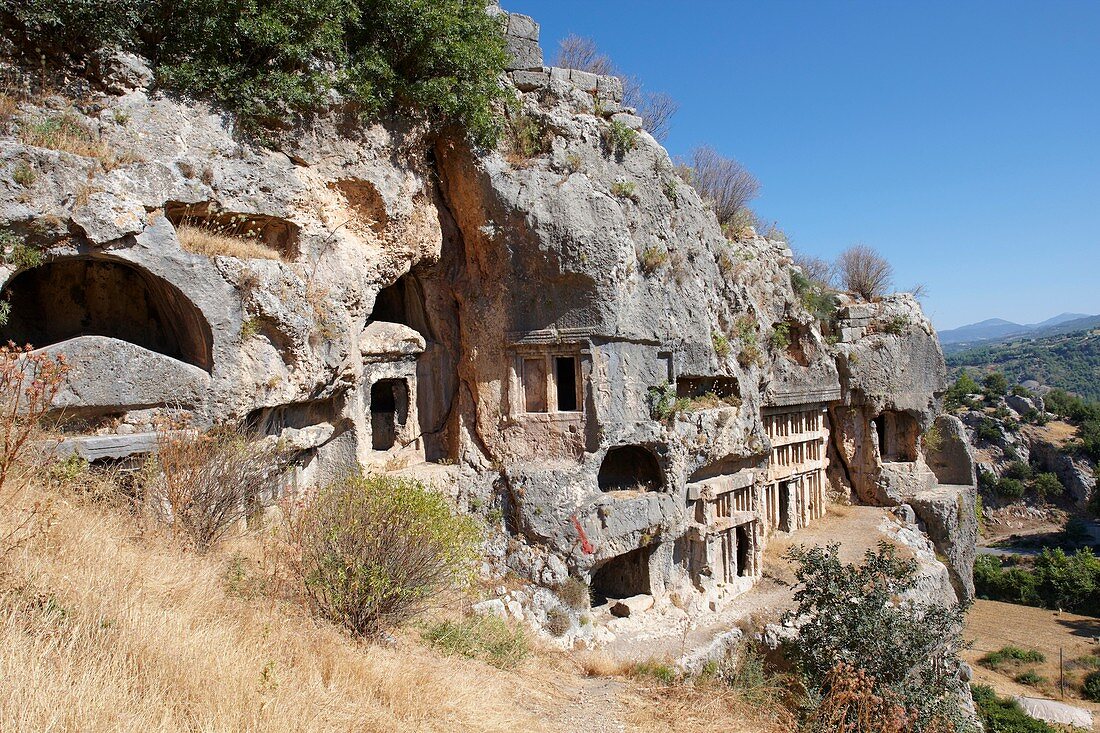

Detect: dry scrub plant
175,212,283,261
683,146,760,235
0,343,67,555
292,473,481,638
150,426,282,553
835,244,894,300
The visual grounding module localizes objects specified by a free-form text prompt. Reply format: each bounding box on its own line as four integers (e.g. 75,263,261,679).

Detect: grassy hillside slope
0,482,780,733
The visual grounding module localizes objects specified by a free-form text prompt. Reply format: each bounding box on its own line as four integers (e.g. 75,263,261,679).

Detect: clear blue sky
504,0,1100,330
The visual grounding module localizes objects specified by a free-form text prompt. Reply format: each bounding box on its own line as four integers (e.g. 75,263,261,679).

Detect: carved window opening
371,379,408,451
598,445,663,493
0,256,213,371
518,350,582,415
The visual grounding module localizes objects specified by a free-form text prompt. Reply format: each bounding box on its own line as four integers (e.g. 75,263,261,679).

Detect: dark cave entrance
371,379,409,451
591,545,653,603
597,445,663,492
0,257,213,371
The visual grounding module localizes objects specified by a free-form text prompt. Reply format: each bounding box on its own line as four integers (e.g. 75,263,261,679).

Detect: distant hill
946,326,1100,401
939,313,1100,354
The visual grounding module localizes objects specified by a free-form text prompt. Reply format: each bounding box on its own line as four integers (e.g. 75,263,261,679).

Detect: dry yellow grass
18,112,112,159
0,494,549,733
964,599,1100,713
177,224,282,261
0,471,795,733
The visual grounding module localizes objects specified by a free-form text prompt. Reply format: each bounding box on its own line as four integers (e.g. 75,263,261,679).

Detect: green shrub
602,119,638,158
610,180,637,200
975,549,1100,615
769,323,792,351
945,370,981,412
11,161,36,186
1013,670,1044,686
295,473,481,638
1003,461,1033,481
976,417,1002,443
0,229,44,271
996,478,1026,500
504,112,552,160
630,659,677,685
972,684,1057,732
647,381,689,421
712,331,731,359
922,423,944,454
422,614,528,669
1083,671,1100,702
983,371,1009,398
1030,472,1063,499
7,0,511,144
980,646,1045,669
783,542,970,730
880,314,909,335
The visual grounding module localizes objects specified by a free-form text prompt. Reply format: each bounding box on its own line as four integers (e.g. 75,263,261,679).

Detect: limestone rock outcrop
0,4,976,615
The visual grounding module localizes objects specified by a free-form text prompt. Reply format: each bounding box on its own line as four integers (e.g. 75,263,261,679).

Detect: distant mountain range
938,312,1100,354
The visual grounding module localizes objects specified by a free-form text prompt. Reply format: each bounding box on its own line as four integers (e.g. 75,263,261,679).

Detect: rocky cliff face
0,6,976,621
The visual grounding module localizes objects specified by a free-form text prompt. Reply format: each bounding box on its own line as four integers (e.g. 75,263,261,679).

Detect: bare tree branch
684,146,760,229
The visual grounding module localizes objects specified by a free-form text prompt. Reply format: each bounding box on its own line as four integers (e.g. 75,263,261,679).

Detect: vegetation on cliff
947,328,1100,402
2,0,510,142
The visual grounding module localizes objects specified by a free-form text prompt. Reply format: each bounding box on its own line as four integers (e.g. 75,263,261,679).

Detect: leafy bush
983,371,1009,398
610,180,637,200
421,614,528,669
782,542,970,730
979,646,1045,669
6,0,511,143
1083,671,1100,702
149,426,283,552
1030,472,1063,499
769,323,792,351
945,370,981,412
630,659,677,685
0,229,44,272
647,381,683,421
602,119,637,158
972,684,1057,732
1003,461,1033,481
294,473,481,637
504,112,552,161
976,417,1002,443
974,549,1100,615
1013,670,1045,686
995,478,1026,500
712,332,731,359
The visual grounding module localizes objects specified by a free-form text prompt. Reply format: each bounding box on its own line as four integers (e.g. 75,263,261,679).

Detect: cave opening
0,257,213,371
591,545,653,603
598,445,663,493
